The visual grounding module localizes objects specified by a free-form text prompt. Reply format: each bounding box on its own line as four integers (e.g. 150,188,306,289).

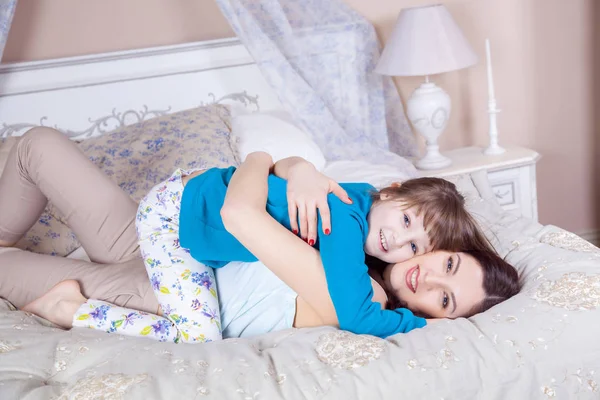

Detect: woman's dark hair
462,249,521,317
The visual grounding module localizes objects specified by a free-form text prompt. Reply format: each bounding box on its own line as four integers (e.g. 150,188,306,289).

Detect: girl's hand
286,161,352,244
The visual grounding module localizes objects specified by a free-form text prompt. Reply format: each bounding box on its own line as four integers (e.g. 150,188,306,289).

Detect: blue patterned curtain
0,0,16,61
215,0,417,172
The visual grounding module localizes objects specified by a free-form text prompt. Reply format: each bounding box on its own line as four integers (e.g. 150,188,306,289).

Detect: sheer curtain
0,0,16,61
215,0,418,173
0,1,417,172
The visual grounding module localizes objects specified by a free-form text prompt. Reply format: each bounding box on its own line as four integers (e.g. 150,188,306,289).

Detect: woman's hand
285,161,352,245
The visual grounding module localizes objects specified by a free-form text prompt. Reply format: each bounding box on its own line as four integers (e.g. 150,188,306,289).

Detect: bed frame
0,38,282,140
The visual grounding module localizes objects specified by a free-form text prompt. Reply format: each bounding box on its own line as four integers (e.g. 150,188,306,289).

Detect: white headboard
0,38,283,140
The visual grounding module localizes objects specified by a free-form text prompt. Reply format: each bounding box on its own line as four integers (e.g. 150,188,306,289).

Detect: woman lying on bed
0,128,519,342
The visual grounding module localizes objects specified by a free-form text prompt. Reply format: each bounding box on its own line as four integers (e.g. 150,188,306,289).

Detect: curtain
0,0,16,61
215,0,418,172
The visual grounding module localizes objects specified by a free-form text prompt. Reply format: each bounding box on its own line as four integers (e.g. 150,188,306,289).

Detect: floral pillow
15,104,237,256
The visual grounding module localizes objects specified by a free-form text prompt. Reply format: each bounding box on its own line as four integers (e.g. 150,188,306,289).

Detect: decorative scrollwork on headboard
0,91,261,140
201,91,260,111
63,106,172,139
0,120,47,138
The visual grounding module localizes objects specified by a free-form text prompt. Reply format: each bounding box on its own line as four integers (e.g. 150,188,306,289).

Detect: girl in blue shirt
216,154,519,337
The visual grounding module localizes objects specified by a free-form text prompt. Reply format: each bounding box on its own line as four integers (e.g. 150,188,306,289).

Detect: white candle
485,38,495,100
483,38,505,156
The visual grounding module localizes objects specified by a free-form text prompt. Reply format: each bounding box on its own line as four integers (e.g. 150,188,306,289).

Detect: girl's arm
221,152,338,326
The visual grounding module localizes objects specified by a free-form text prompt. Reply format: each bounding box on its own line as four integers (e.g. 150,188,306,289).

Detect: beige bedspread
1,106,599,399
1,171,599,399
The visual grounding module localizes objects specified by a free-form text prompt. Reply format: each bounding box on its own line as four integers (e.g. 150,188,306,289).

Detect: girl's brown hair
374,177,494,253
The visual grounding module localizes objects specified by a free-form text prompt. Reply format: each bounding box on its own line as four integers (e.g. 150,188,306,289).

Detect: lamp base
415,151,452,170
407,80,453,171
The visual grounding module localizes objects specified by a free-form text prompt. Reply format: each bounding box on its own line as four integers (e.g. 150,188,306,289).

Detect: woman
219,152,520,325
1,128,519,341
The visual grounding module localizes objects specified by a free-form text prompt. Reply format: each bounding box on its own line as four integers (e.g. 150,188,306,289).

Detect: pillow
78,104,236,202
230,112,327,171
322,160,417,189
16,104,237,257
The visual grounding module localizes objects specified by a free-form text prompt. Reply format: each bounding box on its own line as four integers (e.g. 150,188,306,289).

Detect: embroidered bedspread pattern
1,174,600,399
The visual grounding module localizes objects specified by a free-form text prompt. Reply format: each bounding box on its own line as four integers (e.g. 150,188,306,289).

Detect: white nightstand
417,146,541,221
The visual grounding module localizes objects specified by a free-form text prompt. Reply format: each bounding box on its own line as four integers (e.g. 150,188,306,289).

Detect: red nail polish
325,229,330,235
309,239,315,246
348,197,353,203
293,229,298,234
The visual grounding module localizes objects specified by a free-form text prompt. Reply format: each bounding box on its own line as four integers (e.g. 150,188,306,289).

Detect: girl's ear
380,182,401,200
379,192,391,201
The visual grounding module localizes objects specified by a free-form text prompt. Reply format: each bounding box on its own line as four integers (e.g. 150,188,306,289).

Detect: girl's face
364,194,431,264
383,251,486,318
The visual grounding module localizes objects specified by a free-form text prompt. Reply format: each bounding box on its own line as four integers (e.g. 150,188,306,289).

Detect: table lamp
376,4,478,170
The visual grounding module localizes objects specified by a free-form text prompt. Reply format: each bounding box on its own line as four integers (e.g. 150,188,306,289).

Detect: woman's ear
391,182,402,188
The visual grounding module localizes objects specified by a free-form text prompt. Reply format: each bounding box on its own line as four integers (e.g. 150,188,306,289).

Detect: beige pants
0,127,159,313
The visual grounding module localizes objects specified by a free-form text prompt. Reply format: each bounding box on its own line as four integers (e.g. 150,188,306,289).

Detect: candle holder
483,38,506,155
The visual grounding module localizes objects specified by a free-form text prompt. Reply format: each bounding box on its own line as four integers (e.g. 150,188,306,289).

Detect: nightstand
417,146,541,221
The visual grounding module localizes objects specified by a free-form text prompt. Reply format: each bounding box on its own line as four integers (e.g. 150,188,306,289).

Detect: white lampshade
376,5,478,77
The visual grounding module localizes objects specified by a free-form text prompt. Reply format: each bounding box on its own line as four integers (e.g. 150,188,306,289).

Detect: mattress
1,170,599,399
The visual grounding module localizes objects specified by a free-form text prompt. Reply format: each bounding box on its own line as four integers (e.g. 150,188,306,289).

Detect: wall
4,0,597,235
594,0,600,233
3,0,235,61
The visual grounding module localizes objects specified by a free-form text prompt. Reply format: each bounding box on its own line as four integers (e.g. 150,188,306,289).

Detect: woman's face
383,251,486,319
364,195,431,264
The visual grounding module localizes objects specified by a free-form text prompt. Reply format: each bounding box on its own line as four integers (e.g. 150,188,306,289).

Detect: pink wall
4,0,598,234
3,0,235,61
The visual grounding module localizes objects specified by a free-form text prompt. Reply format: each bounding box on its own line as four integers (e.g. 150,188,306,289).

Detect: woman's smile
406,265,419,293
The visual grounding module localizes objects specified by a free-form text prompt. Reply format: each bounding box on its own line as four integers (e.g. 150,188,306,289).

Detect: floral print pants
72,169,222,343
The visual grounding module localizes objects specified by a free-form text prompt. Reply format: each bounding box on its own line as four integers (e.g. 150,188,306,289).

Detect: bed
1,38,600,400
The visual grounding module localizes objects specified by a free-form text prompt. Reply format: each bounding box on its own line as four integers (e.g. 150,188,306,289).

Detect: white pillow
230,112,327,171
322,160,416,189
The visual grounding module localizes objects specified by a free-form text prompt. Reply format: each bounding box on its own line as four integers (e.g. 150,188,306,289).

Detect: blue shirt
179,167,426,338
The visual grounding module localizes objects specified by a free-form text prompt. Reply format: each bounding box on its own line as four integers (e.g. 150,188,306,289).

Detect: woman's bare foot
22,280,87,329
